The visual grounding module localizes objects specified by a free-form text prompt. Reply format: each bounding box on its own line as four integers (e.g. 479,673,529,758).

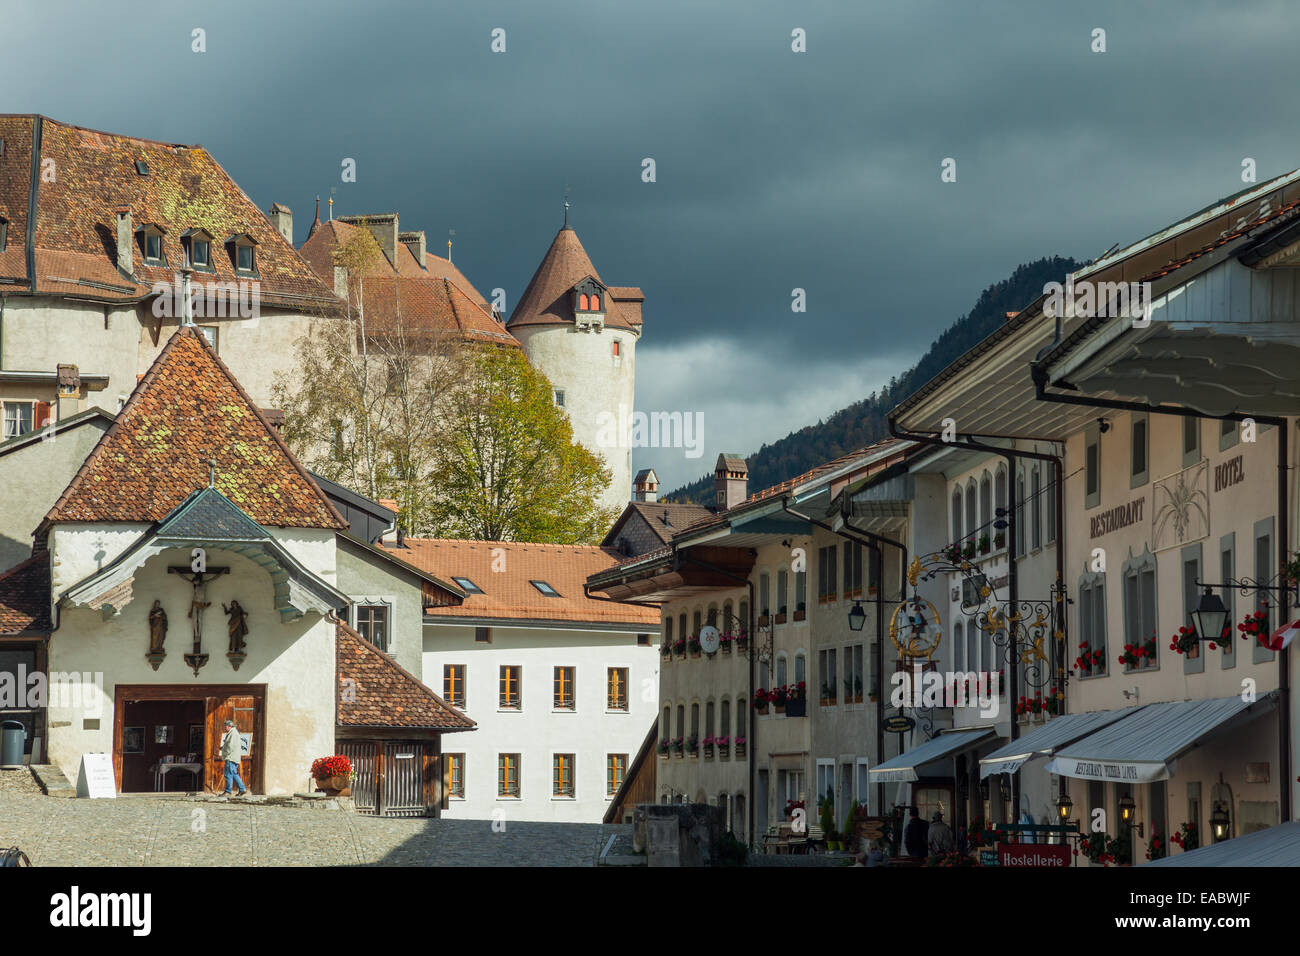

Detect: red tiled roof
0,115,339,311
43,327,346,529
0,553,51,635
359,277,518,347
383,538,659,626
507,226,640,332
336,621,475,730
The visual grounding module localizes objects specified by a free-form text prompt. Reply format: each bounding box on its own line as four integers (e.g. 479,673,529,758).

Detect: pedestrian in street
903,806,929,859
220,719,248,797
928,810,955,856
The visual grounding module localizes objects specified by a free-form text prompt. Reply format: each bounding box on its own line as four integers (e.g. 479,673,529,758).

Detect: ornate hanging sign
889,593,943,660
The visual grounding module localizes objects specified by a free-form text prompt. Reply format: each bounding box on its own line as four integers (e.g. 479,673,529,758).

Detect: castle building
507,216,644,514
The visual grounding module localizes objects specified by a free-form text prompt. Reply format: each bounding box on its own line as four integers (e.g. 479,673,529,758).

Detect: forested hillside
665,255,1080,503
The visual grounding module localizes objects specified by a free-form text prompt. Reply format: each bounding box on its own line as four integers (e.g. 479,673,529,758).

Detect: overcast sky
9,0,1300,490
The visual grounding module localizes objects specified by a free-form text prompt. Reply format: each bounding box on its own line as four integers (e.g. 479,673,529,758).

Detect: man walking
220,719,248,797
927,810,956,856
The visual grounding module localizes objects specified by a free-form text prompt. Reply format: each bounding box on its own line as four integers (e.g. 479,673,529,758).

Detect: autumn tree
428,345,617,543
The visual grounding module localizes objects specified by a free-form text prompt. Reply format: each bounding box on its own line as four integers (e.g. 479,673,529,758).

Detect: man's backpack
1,847,31,866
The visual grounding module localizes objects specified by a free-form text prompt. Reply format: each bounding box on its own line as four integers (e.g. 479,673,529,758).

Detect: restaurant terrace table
151,761,203,792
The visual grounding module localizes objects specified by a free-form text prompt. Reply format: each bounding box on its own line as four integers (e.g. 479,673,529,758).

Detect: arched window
590,294,601,311
676,704,685,738
739,600,749,631
759,658,770,689
965,479,978,540
776,653,788,687
705,701,715,740
578,293,589,311
678,613,687,642
733,794,746,835
794,652,806,686
662,705,671,738
759,572,771,617
735,698,746,734
723,600,734,631
951,489,963,543
980,472,992,537
1031,466,1042,550
690,703,700,739
954,620,965,671
776,569,789,617
719,792,730,829
707,604,718,628
693,609,702,635
1015,472,1026,556
664,616,673,643
720,699,731,744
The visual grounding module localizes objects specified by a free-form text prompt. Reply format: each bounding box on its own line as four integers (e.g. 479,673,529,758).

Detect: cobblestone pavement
0,767,43,795
0,789,622,866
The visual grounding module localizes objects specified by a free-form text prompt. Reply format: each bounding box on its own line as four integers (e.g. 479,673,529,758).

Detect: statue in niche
147,600,168,654
222,600,249,655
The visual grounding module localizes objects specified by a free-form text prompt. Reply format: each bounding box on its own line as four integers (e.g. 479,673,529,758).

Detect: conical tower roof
507,225,638,332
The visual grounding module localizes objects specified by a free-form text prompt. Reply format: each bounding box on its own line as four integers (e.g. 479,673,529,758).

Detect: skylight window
135,159,149,176
531,580,561,597
453,577,483,594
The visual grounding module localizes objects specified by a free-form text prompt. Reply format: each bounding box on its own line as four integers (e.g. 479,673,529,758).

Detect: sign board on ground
76,753,117,799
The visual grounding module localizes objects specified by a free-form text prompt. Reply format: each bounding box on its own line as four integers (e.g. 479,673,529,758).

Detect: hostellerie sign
997,843,1071,867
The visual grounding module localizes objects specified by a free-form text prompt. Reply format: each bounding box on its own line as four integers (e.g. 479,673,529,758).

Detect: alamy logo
0,667,104,716
50,886,151,936
890,668,1000,718
595,405,704,459
150,274,261,319
1043,277,1152,326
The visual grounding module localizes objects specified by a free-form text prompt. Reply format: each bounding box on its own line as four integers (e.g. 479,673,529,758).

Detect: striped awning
870,728,997,783
1044,693,1277,783
978,707,1143,778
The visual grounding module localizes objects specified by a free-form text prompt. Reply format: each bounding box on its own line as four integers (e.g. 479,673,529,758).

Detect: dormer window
136,223,167,265
181,228,214,270
226,233,259,275
573,277,605,314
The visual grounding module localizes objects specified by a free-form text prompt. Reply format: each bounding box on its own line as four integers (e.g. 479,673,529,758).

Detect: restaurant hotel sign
997,843,1071,867
1045,755,1172,783
1090,497,1145,539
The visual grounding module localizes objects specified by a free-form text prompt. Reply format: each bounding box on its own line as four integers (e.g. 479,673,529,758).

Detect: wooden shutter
34,401,52,429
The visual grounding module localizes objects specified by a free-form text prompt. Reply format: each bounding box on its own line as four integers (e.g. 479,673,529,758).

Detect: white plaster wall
512,324,638,513
45,543,336,795
421,621,659,822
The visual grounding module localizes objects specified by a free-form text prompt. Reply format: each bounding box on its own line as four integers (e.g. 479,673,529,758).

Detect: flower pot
315,774,351,796
718,746,729,759
735,743,746,758
688,750,699,760
754,703,769,715
793,610,806,622
757,615,770,628
703,745,714,759
774,613,787,625
774,703,786,714
785,698,805,717
721,644,732,655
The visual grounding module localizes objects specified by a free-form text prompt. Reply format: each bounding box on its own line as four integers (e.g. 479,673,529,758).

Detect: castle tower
507,215,643,514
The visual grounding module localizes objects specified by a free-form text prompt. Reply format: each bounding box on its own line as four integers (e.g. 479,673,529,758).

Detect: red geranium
311,755,352,780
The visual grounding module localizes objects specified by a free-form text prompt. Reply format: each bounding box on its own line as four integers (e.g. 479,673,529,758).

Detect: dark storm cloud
9,0,1300,488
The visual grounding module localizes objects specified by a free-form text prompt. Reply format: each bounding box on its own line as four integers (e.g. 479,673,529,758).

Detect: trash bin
1,720,26,766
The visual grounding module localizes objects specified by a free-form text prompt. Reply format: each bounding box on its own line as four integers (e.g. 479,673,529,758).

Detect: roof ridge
0,114,202,151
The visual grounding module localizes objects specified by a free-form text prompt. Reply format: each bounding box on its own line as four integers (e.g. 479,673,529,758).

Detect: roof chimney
399,231,426,269
269,203,293,245
340,214,399,268
114,206,133,275
714,454,748,512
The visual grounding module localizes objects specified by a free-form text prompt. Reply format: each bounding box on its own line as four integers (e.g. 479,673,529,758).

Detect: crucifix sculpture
168,565,229,676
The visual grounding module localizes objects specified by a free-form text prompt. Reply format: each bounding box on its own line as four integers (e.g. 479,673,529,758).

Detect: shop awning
978,707,1143,778
1044,693,1278,783
870,728,997,783
1144,821,1300,867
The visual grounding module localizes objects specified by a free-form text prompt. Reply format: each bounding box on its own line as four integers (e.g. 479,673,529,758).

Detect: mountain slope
665,255,1080,503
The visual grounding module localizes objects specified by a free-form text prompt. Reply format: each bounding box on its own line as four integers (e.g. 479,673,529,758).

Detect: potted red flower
753,689,770,715
1238,607,1270,645
771,685,789,714
311,755,353,796
785,681,807,717
734,735,747,758
688,636,702,658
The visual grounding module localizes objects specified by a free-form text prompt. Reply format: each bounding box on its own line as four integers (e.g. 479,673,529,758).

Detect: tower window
578,294,590,311
589,293,600,311
612,340,621,357
554,389,565,408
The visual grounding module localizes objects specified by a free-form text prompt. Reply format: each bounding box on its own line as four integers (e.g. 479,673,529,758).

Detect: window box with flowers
994,531,1006,550
672,736,684,758
962,540,977,561
736,629,750,652
686,734,699,758
775,606,787,625
785,682,807,717
771,685,789,714
1168,625,1202,657
977,533,991,555
715,735,730,758
688,636,702,658
753,689,770,715
702,734,715,759
734,736,747,758
794,602,806,622
661,641,673,662
673,637,686,659
658,738,671,760
1118,635,1158,670
758,610,771,628
1073,642,1105,677
1145,831,1166,861
719,631,734,655
1237,606,1271,647
942,544,962,564
1170,821,1198,852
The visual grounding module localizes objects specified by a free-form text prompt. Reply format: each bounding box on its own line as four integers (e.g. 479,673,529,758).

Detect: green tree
429,346,617,543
